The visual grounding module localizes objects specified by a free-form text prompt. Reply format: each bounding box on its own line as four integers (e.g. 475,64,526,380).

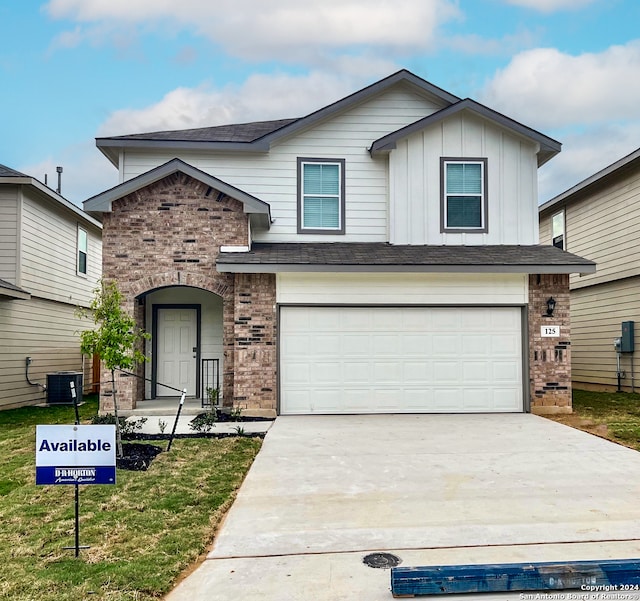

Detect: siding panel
0,297,93,409
20,190,101,307
277,272,528,305
0,185,18,283
564,170,640,288
571,277,640,390
122,85,448,243
390,113,539,245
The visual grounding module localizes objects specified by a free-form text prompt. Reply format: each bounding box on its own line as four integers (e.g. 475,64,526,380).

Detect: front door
156,308,197,396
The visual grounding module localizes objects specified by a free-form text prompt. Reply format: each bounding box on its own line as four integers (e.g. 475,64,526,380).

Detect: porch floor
120,397,208,417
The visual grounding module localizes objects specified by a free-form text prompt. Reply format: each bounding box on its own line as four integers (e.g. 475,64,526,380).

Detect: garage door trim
277,303,530,415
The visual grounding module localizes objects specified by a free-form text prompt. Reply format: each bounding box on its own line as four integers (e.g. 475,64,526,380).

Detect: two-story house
84,69,594,416
539,147,640,392
0,165,102,409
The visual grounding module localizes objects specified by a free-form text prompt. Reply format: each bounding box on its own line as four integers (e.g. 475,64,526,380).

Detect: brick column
528,274,572,414
233,273,277,417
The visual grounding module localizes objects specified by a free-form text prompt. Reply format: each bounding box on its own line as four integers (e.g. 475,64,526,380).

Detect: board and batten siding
390,112,539,245
571,277,640,391
276,272,528,305
0,185,19,283
122,84,448,243
20,189,101,307
0,296,93,410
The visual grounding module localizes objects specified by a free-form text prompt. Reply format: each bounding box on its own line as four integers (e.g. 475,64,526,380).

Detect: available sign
36,425,116,485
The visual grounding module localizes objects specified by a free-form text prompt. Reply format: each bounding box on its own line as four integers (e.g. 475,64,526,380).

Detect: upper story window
77,227,88,275
441,158,488,233
297,158,345,234
552,210,565,250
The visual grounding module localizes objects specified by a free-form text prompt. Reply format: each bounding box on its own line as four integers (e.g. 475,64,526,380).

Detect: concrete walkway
165,414,640,600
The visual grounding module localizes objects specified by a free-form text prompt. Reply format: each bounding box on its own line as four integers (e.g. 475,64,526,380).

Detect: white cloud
20,141,118,206
538,123,640,202
480,41,640,129
45,0,460,61
98,64,396,136
502,0,596,12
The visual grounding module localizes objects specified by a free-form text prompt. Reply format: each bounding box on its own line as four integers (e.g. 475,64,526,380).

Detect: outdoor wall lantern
545,297,556,317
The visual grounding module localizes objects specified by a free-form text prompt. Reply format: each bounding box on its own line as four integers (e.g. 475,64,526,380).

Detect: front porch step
119,398,206,417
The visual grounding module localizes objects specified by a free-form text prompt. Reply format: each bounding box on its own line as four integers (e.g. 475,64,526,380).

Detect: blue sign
36,425,116,486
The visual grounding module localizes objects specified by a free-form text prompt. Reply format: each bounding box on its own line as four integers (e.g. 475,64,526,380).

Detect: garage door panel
403,362,432,384
280,306,523,414
462,388,491,410
493,361,519,381
462,361,490,381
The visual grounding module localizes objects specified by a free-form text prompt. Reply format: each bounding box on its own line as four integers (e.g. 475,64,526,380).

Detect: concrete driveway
165,414,640,600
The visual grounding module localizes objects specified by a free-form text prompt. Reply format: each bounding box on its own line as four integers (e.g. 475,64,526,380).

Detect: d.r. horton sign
36,425,116,485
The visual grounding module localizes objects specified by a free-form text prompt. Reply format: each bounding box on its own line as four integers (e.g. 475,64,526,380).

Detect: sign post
36,424,116,556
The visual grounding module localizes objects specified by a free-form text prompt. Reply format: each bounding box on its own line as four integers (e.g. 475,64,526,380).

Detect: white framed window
297,158,345,234
77,227,88,275
552,210,565,250
441,158,488,233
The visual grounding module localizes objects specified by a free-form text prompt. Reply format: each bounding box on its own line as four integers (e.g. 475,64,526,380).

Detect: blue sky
2,0,640,206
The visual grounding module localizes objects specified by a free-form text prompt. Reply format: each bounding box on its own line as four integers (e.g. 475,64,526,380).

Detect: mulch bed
117,443,163,471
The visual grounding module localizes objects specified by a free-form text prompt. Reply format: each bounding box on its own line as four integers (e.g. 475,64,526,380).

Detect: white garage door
280,306,523,414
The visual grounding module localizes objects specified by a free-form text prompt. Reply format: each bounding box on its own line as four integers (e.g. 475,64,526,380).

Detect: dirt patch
547,414,611,441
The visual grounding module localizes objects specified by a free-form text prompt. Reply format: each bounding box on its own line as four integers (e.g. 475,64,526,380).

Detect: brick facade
528,274,572,414
100,172,277,415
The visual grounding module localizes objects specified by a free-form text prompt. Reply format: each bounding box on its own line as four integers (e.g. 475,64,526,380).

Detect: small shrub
189,411,217,433
206,387,220,407
158,419,167,434
233,425,246,436
91,413,147,435
229,406,243,421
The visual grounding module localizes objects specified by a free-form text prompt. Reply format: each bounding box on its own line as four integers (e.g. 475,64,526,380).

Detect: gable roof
539,146,640,215
107,118,299,144
96,70,461,165
83,158,272,226
370,99,561,167
217,242,595,275
0,164,102,229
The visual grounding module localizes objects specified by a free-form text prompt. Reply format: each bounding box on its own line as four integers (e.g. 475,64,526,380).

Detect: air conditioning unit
47,372,83,404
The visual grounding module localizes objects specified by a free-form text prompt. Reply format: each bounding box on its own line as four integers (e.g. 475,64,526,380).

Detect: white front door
157,308,197,396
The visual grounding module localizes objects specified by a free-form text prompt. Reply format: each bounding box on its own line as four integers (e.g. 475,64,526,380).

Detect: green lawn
0,396,261,601
548,389,640,452
569,389,640,451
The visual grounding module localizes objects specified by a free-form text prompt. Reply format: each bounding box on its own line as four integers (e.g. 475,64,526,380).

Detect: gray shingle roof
0,278,30,299
217,243,595,274
104,119,299,143
0,164,28,177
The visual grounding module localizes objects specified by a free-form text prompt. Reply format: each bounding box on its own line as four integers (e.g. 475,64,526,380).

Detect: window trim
77,226,88,276
297,157,346,235
551,209,565,250
440,157,488,234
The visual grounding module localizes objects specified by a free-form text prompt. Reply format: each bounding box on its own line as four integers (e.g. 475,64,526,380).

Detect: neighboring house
84,69,594,417
539,147,640,392
0,165,102,409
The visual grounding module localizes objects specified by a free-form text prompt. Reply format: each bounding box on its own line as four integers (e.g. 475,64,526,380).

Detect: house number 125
541,326,560,337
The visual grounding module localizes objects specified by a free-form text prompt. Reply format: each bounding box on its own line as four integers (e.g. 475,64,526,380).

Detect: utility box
621,321,635,353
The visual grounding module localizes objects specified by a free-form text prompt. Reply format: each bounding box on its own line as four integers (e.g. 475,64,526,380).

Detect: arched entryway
138,285,225,405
